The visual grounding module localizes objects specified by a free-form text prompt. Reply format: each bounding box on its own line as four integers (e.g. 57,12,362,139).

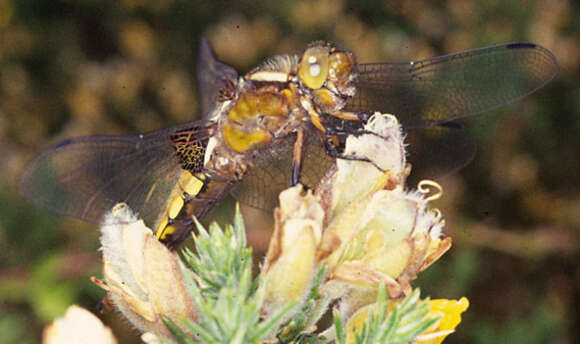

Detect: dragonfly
19,39,558,248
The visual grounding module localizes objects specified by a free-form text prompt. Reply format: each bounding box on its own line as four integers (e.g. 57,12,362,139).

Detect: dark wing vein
197,38,239,120
231,129,333,211
19,121,210,225
346,42,558,129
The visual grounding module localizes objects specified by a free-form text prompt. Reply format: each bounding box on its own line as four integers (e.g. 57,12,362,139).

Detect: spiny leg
291,127,305,186
324,127,389,141
323,133,385,172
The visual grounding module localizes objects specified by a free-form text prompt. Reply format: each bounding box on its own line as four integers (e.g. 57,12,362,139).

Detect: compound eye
299,45,329,89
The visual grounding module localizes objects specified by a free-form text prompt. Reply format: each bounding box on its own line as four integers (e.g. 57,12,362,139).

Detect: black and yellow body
154,42,360,247
19,39,557,248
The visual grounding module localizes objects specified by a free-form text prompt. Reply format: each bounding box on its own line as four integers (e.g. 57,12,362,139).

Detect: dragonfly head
298,42,357,111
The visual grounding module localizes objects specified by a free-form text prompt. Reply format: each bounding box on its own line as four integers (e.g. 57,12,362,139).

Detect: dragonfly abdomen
154,168,238,248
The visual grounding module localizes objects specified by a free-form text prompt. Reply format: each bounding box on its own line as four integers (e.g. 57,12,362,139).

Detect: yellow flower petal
420,297,470,344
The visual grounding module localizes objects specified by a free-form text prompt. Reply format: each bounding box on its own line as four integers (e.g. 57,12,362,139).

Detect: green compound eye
299,45,329,89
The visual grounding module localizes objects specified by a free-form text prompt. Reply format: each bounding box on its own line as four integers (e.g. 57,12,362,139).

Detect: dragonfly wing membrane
197,38,239,120
404,121,477,185
347,42,558,128
231,130,333,211
19,122,211,225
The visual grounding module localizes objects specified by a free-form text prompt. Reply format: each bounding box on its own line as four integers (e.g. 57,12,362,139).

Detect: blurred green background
0,0,578,343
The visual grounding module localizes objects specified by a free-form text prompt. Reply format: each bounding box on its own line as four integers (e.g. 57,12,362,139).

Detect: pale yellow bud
330,113,407,216
141,332,162,344
262,185,324,316
42,305,117,344
317,114,451,299
95,203,196,338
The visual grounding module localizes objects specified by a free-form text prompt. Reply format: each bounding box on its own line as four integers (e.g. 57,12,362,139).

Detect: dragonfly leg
323,136,385,172
291,127,305,186
329,110,370,122
324,127,389,141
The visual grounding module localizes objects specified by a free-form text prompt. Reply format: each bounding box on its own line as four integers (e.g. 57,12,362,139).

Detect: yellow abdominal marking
155,216,169,239
158,224,178,240
155,171,207,241
181,171,206,195
167,197,184,219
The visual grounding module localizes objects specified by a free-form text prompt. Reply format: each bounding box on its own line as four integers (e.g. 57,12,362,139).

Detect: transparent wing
230,122,476,211
346,42,558,129
404,121,476,186
231,130,334,211
19,121,210,225
197,38,238,120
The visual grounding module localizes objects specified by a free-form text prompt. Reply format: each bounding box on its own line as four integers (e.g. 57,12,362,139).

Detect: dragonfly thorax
217,81,304,155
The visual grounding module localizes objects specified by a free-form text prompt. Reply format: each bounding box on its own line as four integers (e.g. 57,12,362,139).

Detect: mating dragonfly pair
19,39,558,248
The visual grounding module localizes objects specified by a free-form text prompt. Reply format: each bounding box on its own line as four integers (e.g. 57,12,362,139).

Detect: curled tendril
417,180,443,203
431,208,442,222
